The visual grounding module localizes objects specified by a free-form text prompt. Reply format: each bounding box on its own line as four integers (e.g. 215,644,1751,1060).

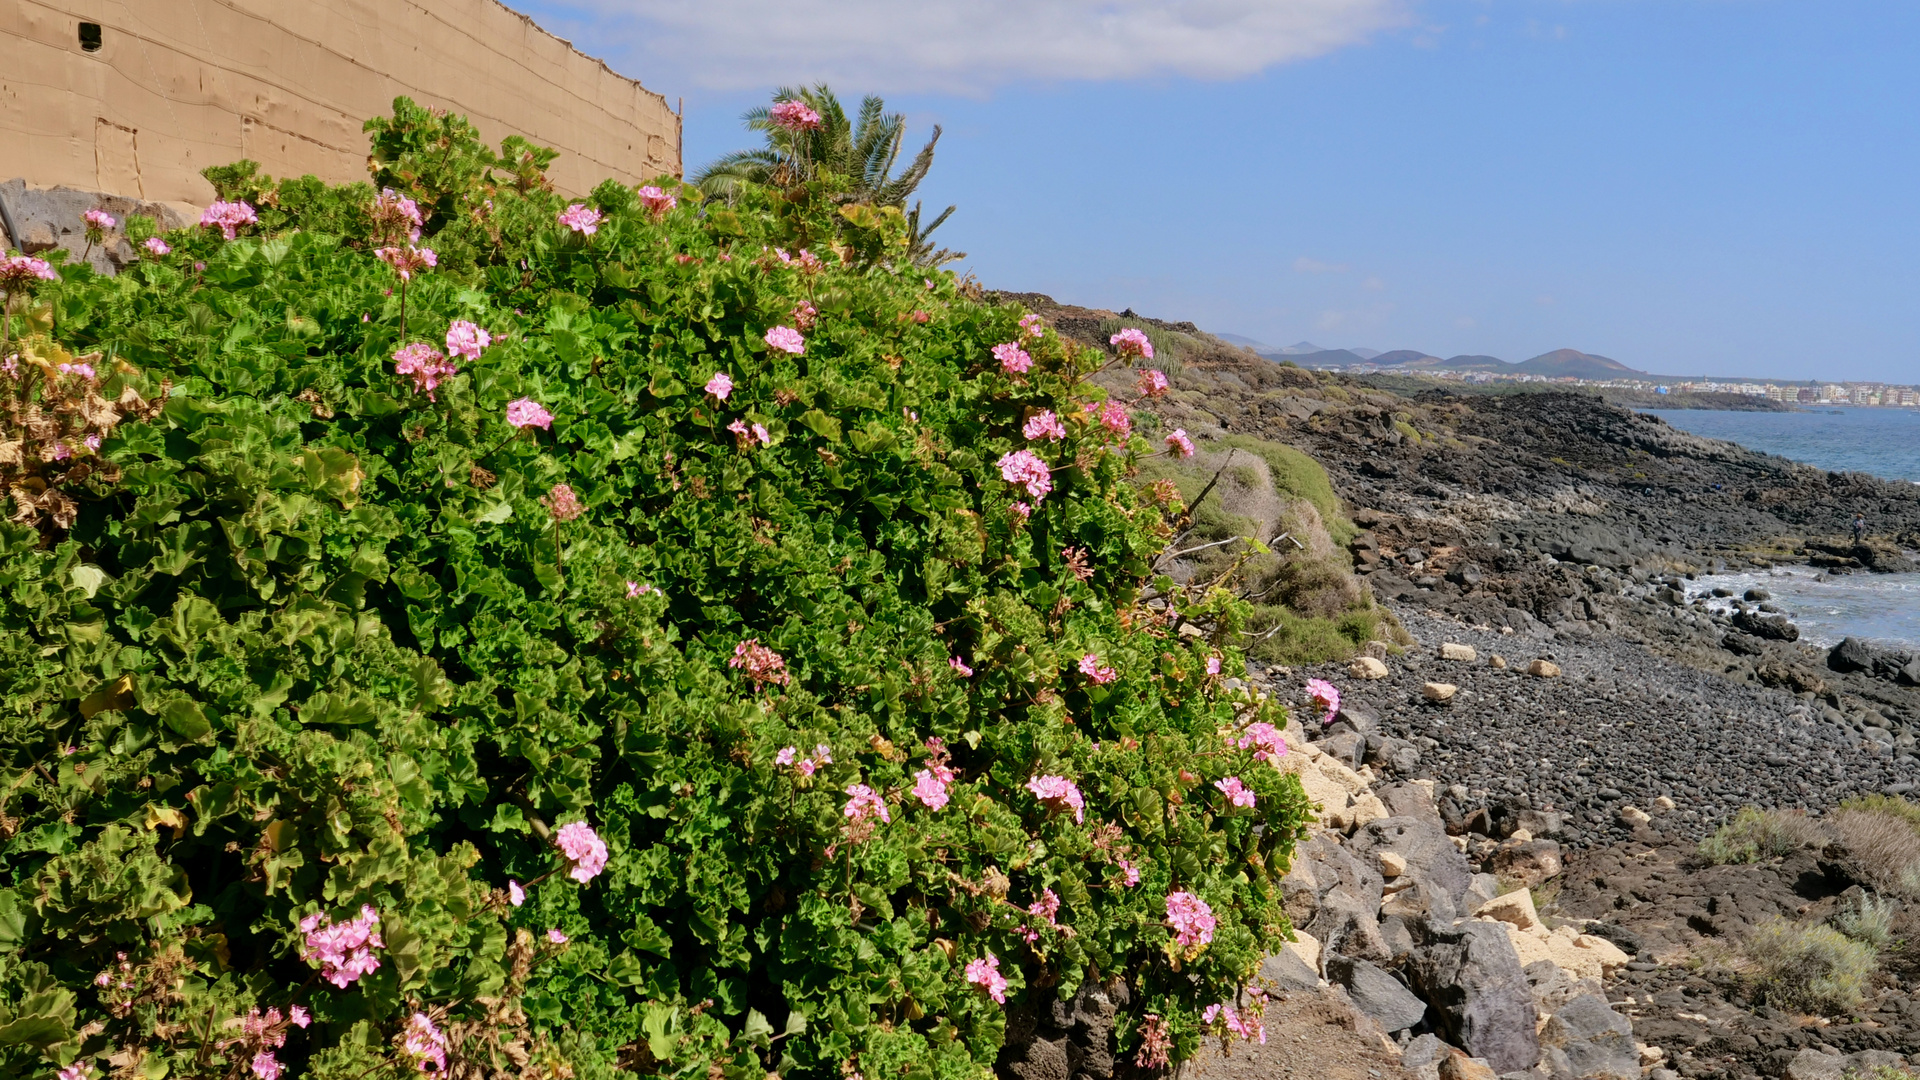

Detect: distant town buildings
1340,365,1919,406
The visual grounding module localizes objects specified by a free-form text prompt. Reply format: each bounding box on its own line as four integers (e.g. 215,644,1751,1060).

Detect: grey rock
1380,915,1417,961
1332,703,1381,735
1537,994,1637,1080
1002,1034,1069,1080
1522,960,1604,1016
1326,955,1429,1033
1379,781,1445,826
1515,809,1567,838
1319,729,1368,770
1404,1033,1450,1074
1349,816,1475,908
0,178,187,276
1260,948,1321,991
1406,920,1541,1074
1732,609,1799,642
1783,1049,1909,1080
1466,873,1505,908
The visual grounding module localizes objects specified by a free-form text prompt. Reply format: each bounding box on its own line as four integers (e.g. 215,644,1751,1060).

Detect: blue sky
512,1,1920,381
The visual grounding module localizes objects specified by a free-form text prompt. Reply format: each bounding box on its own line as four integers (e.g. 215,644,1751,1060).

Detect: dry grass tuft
1830,807,1920,896
1698,806,1829,865
1742,918,1879,1015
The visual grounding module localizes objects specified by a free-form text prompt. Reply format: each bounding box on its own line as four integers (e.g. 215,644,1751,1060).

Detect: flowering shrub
0,100,1310,1080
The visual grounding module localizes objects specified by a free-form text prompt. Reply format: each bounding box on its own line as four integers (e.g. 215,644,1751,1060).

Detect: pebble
1421,682,1458,703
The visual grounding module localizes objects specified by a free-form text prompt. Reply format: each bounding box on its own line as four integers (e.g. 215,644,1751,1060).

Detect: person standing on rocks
1853,513,1867,546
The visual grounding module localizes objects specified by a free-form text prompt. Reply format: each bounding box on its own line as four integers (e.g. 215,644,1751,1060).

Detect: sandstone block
1351,655,1391,679
1528,659,1561,678
1441,642,1478,662
1423,682,1458,703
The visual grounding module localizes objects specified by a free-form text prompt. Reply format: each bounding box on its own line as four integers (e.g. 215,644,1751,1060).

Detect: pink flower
143,237,171,256
797,758,818,777
508,880,526,907
1078,653,1117,685
912,768,952,811
1134,1015,1172,1070
1028,888,1060,925
626,581,656,598
751,423,772,446
764,326,806,355
1203,1000,1266,1044
997,450,1053,500
1018,313,1045,338
770,99,824,131
250,1052,283,1080
59,1065,94,1080
558,203,603,235
289,1006,311,1029
706,372,734,399
790,300,818,330
965,952,1009,1004
843,783,892,825
84,208,117,230
394,343,458,400
542,483,584,522
372,188,423,242
555,821,609,883
729,638,792,687
1096,400,1131,437
1165,890,1216,947
1022,410,1066,442
0,255,58,285
402,1012,448,1074
814,743,833,764
638,185,678,215
1165,429,1196,458
1011,502,1032,521
445,319,492,360
546,928,569,944
199,200,258,240
910,310,931,323
506,397,553,430
1306,678,1341,724
728,419,749,440
1110,327,1154,360
374,244,437,280
1206,654,1222,676
993,342,1032,374
1214,776,1256,808
1026,775,1086,823
298,905,384,988
57,361,96,380
1136,368,1170,397
949,656,974,677
775,746,798,767
1237,722,1287,763
1116,855,1142,887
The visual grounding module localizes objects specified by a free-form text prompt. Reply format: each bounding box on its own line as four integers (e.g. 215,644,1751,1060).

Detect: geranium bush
0,99,1312,1080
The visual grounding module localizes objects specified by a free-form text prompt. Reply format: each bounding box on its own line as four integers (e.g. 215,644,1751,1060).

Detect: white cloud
556,0,1414,93
1293,255,1352,274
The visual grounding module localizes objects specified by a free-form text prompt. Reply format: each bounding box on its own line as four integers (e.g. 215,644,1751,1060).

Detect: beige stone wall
0,0,681,209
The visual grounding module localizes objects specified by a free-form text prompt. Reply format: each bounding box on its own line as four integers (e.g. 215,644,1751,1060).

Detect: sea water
1687,566,1920,652
1643,406,1920,483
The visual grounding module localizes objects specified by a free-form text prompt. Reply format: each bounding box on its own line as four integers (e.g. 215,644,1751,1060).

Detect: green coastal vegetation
0,97,1315,1080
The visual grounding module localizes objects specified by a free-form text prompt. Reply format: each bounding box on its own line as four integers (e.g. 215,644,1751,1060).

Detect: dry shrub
1743,918,1879,1014
1832,893,1898,950
1698,806,1829,865
1830,808,1920,895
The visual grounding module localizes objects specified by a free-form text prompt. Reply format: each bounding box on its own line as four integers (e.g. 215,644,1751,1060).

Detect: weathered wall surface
0,0,681,209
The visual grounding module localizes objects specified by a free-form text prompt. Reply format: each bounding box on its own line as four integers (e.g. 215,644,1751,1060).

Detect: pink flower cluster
375,245,438,280
403,1012,449,1073
506,397,553,430
0,254,57,285
706,372,734,399
299,904,383,987
997,449,1053,500
1018,313,1045,338
1110,327,1154,360
143,237,172,256
1136,368,1170,397
394,343,457,400
372,188,423,242
84,208,117,230
1202,995,1267,1044
764,325,806,354
1095,400,1131,437
57,361,96,381
1165,429,1195,458
727,419,772,446
790,300,818,330
638,185,678,215
1133,1015,1172,1069
1165,890,1216,947
1236,722,1287,763
224,1005,309,1080
58,1065,94,1080
774,743,833,776
543,483,584,522
558,203,603,235
547,928,569,943
992,342,1032,374
773,247,823,271
1213,776,1256,808
948,656,974,678
770,99,823,131
843,783,891,824
200,200,258,240
1078,653,1117,685
1306,678,1341,724
1020,887,1062,942
1023,410,1066,442
445,319,491,360
626,581,657,598
729,638,792,687
1115,855,1142,887
913,738,957,810
555,821,608,883
1026,775,1086,823
965,952,1008,1003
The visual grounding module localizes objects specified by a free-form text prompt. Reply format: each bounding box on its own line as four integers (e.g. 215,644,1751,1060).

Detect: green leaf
159,698,212,742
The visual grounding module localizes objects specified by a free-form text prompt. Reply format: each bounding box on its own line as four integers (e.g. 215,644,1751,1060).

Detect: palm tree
696,85,963,266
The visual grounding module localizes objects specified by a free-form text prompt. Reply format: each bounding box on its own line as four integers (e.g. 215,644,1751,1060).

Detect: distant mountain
1288,349,1374,368
1441,355,1513,372
1274,341,1333,356
1350,348,1382,360
1215,333,1274,352
1513,348,1644,378
1370,349,1448,368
